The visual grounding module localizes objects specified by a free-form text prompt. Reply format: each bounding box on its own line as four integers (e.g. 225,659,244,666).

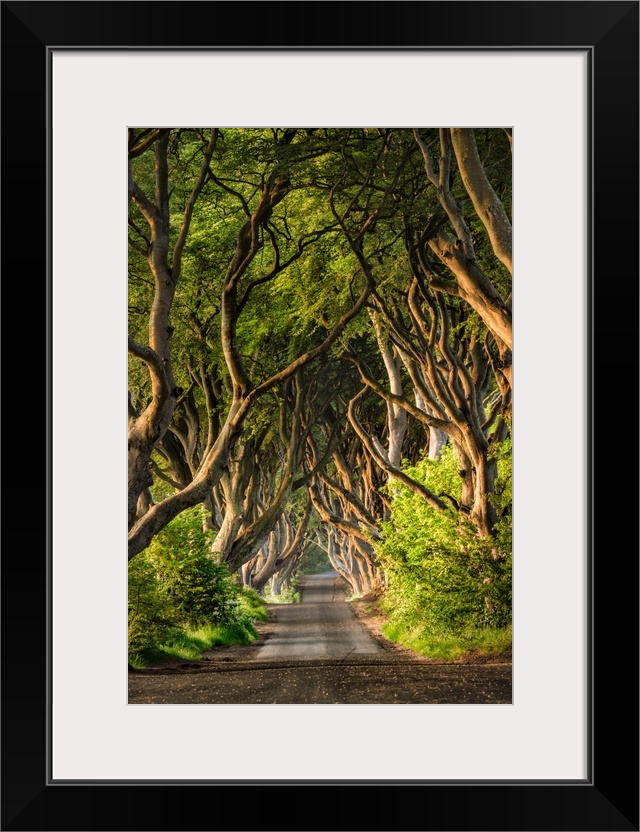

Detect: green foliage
297,544,332,575
128,507,269,666
264,575,300,604
127,555,179,655
264,576,301,604
239,587,271,622
145,508,242,628
127,621,260,670
489,426,512,517
128,128,513,669
377,443,512,658
265,586,301,605
381,622,512,662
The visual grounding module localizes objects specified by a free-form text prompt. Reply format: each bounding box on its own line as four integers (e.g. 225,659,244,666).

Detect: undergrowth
381,622,512,662
374,440,512,663
128,620,260,670
128,508,270,669
264,579,300,604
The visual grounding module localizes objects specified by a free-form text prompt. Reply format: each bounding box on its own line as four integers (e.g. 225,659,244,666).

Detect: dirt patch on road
199,611,278,664
336,579,426,662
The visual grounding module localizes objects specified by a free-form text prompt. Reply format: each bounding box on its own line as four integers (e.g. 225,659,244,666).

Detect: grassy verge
128,588,270,669
128,621,259,669
240,587,271,621
381,621,512,662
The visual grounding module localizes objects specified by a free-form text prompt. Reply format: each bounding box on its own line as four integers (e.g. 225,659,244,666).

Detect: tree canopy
128,126,513,653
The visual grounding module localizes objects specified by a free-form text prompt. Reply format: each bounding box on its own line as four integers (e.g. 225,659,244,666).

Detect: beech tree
332,128,512,539
128,127,512,606
306,404,387,595
128,129,379,561
413,127,512,397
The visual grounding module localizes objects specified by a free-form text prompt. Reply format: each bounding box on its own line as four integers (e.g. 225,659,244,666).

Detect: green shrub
128,507,269,666
376,442,512,655
264,574,301,604
145,507,244,628
297,544,332,575
238,587,271,621
264,585,301,604
128,551,181,656
127,620,261,670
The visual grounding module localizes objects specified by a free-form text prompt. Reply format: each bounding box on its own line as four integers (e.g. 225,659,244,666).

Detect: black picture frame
2,2,638,830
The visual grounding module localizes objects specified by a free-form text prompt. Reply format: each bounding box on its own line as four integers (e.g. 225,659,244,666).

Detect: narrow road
257,570,382,660
128,571,512,704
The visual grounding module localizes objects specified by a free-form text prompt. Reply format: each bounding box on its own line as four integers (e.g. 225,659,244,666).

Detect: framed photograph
2,1,638,830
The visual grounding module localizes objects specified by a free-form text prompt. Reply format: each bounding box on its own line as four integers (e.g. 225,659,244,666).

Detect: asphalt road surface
257,570,383,661
128,571,512,704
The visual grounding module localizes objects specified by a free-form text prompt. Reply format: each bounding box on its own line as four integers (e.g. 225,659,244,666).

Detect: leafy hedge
128,507,267,667
376,441,512,657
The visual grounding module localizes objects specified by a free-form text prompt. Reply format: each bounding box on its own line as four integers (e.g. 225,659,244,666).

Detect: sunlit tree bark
128,130,373,560
413,128,512,391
